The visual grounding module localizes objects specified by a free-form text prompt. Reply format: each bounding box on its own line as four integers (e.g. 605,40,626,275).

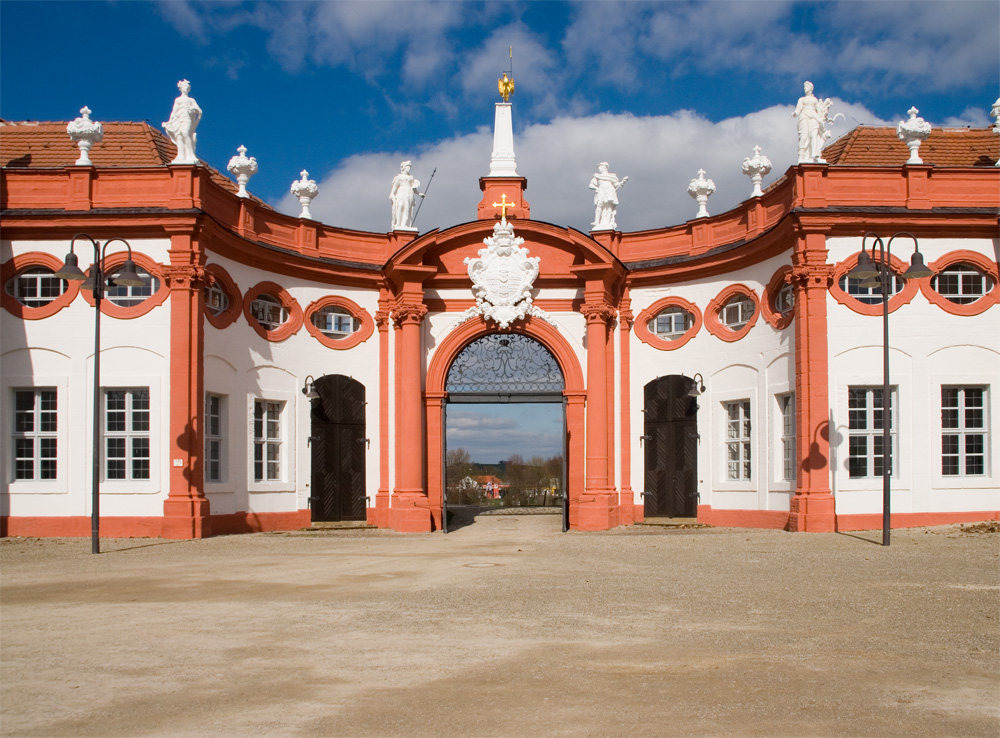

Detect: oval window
311,305,360,338
4,266,67,307
931,264,994,305
250,294,289,331
650,307,694,340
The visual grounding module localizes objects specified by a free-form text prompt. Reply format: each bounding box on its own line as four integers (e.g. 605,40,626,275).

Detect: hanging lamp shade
53,252,87,281
903,250,933,280
78,270,99,292
848,250,878,280
112,259,146,288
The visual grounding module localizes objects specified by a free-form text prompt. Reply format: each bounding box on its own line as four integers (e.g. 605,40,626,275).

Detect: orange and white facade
1,114,998,538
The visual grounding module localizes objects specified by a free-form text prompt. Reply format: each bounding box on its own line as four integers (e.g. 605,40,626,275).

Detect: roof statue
162,80,201,165
589,162,628,231
66,106,103,166
389,160,423,231
457,216,554,329
897,107,932,165
687,169,716,218
290,170,318,219
227,145,258,198
741,145,772,198
792,81,842,164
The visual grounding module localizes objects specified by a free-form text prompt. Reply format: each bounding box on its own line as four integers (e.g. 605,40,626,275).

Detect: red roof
823,126,999,167
0,120,270,206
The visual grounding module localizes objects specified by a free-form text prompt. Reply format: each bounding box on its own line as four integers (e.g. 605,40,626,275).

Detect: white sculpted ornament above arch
457,217,554,329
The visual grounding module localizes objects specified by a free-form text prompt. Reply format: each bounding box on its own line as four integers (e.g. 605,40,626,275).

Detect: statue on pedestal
389,161,423,231
589,162,628,231
163,80,201,165
792,81,837,164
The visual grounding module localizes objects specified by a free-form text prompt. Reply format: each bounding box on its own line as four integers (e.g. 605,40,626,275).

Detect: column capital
581,303,616,325
790,263,835,288
393,302,427,327
162,263,210,290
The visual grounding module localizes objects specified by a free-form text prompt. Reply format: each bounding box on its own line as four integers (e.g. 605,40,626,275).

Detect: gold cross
492,193,517,219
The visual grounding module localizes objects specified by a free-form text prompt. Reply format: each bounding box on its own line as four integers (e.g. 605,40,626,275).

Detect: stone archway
425,317,586,531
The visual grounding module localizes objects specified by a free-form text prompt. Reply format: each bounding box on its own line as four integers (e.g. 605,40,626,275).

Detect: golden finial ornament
498,72,514,102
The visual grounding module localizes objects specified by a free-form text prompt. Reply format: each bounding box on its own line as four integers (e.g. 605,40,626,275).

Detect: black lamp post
54,234,146,554
847,232,932,546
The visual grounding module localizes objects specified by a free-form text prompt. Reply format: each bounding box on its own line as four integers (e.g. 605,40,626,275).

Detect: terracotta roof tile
823,126,999,167
0,120,270,207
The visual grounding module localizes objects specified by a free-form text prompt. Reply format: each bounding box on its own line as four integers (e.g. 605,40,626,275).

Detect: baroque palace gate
442,333,568,532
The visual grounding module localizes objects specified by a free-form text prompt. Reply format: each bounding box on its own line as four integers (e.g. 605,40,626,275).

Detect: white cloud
280,100,888,233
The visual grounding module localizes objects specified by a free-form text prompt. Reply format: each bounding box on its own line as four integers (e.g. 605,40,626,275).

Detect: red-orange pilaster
788,227,836,532
370,289,393,528
389,301,431,532
161,232,212,539
579,302,618,530
618,295,636,524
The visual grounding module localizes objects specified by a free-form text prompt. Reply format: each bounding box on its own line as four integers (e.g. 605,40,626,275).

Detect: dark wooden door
310,375,366,522
644,376,698,518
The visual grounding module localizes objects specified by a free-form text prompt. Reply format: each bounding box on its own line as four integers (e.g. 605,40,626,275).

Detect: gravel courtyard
1,516,997,738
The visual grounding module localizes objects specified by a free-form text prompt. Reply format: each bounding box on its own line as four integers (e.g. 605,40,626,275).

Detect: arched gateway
442,333,567,532
424,317,587,532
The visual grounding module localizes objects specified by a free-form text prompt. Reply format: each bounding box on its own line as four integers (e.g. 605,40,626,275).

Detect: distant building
1,98,997,538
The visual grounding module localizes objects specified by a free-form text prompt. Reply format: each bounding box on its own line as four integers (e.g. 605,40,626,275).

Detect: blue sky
2,1,997,234
2,1,997,464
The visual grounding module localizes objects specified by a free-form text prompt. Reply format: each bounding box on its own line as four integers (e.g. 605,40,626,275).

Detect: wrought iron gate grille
445,333,564,393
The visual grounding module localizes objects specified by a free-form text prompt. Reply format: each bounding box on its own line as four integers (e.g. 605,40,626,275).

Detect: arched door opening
643,375,699,519
442,333,567,532
309,374,366,522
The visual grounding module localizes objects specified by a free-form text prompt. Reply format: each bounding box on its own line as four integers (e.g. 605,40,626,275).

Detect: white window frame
777,393,796,482
11,387,58,481
720,295,755,330
847,386,897,480
205,393,226,484
5,267,67,307
205,283,230,316
839,272,903,305
931,264,993,305
103,387,151,482
775,284,794,315
311,306,359,339
650,307,692,340
250,294,288,331
941,386,988,477
724,400,752,481
5,378,69,495
247,392,295,493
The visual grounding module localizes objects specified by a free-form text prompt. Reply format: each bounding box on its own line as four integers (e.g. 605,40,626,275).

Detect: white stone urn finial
991,97,1000,167
897,106,932,165
290,170,319,219
227,145,258,198
741,145,772,198
66,106,103,166
687,169,716,219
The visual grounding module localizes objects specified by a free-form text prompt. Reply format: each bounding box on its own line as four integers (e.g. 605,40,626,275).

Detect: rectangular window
253,400,283,482
847,387,896,479
104,388,150,480
942,387,987,476
12,389,57,480
205,394,224,483
779,393,796,481
725,400,752,481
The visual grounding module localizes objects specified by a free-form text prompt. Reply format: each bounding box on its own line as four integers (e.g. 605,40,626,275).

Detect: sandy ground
1,515,998,738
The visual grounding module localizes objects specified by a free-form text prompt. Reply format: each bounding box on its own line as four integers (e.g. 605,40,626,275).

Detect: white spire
489,102,518,177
